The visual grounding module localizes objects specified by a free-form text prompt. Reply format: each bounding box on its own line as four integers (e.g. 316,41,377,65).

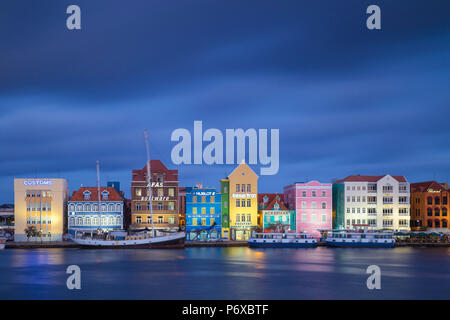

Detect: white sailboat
71,131,185,248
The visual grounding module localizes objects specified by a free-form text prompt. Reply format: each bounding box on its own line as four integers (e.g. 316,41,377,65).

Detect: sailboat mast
144,130,154,237
96,160,101,229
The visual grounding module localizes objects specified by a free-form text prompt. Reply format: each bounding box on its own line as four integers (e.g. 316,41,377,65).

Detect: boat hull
325,241,395,248
249,242,317,248
73,233,185,249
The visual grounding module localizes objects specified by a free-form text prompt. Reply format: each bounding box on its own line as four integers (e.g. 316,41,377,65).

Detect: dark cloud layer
0,0,449,202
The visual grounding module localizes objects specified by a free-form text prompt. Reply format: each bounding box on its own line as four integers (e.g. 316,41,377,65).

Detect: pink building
284,181,332,237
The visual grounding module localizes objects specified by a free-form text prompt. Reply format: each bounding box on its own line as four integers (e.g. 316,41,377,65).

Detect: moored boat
71,231,185,248
248,232,317,248
324,229,395,248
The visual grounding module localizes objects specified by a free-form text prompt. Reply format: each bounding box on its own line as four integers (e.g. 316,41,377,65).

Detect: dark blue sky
1,1,449,203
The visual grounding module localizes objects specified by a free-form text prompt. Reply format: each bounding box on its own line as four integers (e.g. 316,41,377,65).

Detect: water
0,247,449,299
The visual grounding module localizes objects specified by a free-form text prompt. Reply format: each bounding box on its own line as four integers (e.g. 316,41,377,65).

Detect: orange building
410,181,449,231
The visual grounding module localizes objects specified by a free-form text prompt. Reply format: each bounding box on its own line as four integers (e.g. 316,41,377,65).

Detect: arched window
116,204,121,212
427,197,433,205
86,204,91,211
435,220,440,228
427,219,433,227
86,217,91,225
442,220,448,228
435,208,440,216
101,204,107,212
427,208,433,216
434,197,440,205
77,217,82,225
69,204,75,211
442,208,447,216
108,204,114,212
116,217,121,225
69,217,75,226
322,202,326,209
76,204,82,211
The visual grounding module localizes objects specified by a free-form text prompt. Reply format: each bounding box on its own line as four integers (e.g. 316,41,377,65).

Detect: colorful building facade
410,181,449,231
258,193,294,232
68,187,124,235
284,181,332,236
14,178,69,242
333,175,410,231
131,160,179,231
220,179,230,239
221,162,258,240
185,186,221,241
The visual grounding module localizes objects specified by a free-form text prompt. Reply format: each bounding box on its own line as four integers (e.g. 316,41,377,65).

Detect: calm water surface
0,247,449,299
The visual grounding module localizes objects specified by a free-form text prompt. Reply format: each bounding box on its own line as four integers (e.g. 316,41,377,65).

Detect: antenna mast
144,130,155,237
97,160,101,230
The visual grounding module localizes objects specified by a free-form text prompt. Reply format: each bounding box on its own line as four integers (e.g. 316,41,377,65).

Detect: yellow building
222,162,258,240
14,179,69,242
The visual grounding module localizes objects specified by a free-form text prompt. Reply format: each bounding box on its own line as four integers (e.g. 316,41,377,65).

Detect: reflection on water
0,247,449,299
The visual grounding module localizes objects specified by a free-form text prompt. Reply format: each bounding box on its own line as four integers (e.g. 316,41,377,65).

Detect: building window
302,191,307,197
210,218,215,226
247,199,251,207
210,196,215,203
236,199,240,207
136,188,142,197
210,207,215,214
435,197,440,205
383,197,393,204
321,214,326,222
312,191,316,197
236,214,240,222
247,214,251,223
435,208,440,216
301,214,307,222
169,216,175,224
322,191,326,197
301,201,306,209
158,216,163,224
192,196,197,203
427,197,433,205
83,191,91,200
102,191,109,200
157,203,163,210
322,202,326,209
147,216,152,224
442,208,447,216
236,185,240,193
247,184,251,192
382,185,393,193
241,184,245,192
168,202,175,210
136,216,142,224
443,196,447,205
311,202,316,209
108,204,114,211
193,207,197,214
201,207,206,214
168,188,175,197
427,208,433,216
311,214,316,222
158,188,164,197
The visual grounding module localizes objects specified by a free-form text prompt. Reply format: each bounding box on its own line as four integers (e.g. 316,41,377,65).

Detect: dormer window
274,203,280,210
101,190,109,200
263,195,269,203
83,190,91,200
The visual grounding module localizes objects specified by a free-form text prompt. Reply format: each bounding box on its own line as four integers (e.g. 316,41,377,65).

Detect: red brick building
410,181,449,231
130,160,179,231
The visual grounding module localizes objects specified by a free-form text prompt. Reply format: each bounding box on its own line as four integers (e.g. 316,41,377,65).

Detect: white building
333,175,410,231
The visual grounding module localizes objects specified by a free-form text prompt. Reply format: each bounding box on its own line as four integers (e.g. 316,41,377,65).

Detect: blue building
67,186,124,235
185,186,221,241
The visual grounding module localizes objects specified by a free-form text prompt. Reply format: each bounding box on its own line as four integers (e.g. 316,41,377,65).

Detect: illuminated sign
427,189,441,193
24,180,53,186
232,193,256,199
193,191,216,196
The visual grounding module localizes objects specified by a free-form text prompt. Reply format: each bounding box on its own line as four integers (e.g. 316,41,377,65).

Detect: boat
71,231,185,249
248,232,317,248
0,238,5,250
324,229,395,248
72,130,185,249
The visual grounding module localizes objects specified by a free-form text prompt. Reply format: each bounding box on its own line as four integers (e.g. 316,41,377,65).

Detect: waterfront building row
11,162,450,242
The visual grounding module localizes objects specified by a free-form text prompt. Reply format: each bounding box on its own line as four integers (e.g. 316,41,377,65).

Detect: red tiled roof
335,175,407,183
132,160,178,182
69,187,123,202
258,193,288,210
411,181,446,193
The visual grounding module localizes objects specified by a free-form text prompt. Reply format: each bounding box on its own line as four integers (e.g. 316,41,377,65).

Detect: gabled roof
411,181,447,193
69,187,122,202
228,161,258,180
258,193,288,210
335,175,407,183
132,160,178,182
